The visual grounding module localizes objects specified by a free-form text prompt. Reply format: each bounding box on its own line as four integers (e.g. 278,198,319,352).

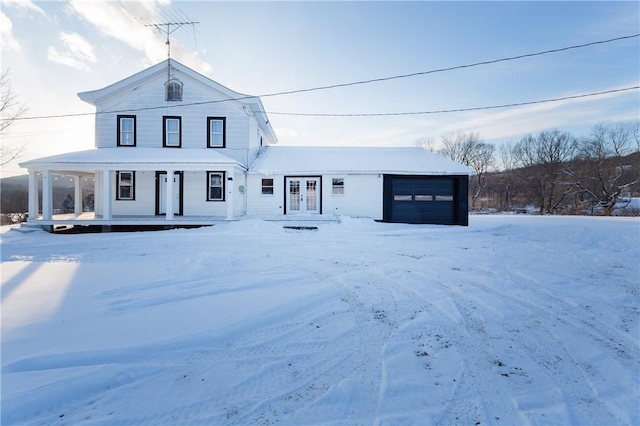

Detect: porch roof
19,148,242,172
249,146,475,175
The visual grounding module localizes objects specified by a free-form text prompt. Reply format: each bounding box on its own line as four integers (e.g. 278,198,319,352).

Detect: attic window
165,79,183,101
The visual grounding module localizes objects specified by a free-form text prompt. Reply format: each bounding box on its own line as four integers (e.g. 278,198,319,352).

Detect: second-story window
207,117,226,148
117,115,136,146
163,116,181,148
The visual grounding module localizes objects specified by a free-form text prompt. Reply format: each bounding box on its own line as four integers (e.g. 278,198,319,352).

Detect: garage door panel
393,181,414,195
432,180,454,194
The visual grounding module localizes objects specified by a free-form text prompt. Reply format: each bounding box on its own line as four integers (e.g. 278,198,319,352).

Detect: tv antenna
144,19,200,61
141,13,200,86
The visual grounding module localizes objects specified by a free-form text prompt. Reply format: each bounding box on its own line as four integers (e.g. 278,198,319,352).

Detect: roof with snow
19,148,241,171
249,146,475,175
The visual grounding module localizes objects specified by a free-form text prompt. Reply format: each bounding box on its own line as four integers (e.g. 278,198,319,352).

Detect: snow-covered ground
1,216,638,425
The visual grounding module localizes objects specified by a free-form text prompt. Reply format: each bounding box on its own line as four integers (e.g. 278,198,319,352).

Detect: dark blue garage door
383,176,468,225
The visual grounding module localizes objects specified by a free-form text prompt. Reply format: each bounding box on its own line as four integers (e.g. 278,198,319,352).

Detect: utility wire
8,33,639,122
257,33,640,98
9,86,639,122
258,86,640,117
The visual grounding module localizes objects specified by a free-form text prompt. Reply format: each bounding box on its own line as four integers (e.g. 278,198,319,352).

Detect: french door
285,177,321,214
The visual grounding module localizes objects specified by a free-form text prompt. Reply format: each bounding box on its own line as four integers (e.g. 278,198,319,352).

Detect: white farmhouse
20,59,474,230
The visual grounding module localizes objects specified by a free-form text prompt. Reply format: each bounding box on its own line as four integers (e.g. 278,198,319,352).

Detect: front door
158,172,182,215
286,177,321,214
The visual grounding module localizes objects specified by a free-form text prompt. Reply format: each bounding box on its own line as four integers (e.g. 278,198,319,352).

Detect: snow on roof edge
249,146,475,175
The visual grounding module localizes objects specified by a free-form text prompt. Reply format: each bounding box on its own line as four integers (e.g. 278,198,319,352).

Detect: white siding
112,171,156,216
93,73,261,168
182,166,244,217
246,173,384,220
183,171,227,216
246,174,285,217
322,174,383,220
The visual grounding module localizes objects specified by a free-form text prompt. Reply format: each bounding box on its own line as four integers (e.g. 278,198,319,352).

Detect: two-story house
20,59,474,229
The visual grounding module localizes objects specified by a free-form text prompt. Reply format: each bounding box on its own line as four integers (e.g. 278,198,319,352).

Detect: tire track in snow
360,255,530,425
294,258,402,425
409,289,525,426
409,262,632,426
461,264,639,374
512,317,622,425
162,298,358,425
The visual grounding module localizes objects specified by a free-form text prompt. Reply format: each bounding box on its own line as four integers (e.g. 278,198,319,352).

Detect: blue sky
1,0,638,177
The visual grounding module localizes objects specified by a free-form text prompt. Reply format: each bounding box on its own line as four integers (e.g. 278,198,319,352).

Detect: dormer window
165,79,183,102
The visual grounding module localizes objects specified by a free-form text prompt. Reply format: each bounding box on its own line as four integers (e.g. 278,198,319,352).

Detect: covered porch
19,148,245,228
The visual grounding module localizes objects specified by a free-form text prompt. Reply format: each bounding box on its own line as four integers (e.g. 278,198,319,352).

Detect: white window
165,79,183,102
208,117,225,148
117,116,135,146
164,117,181,147
262,178,274,195
332,178,344,195
117,171,135,200
207,172,225,201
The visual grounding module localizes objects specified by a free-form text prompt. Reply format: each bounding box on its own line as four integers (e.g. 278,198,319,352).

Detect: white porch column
165,169,174,220
226,170,234,220
74,176,82,215
42,170,52,220
28,171,39,220
102,170,112,220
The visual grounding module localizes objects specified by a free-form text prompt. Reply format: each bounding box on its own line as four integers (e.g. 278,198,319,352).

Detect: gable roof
78,59,277,145
249,146,475,175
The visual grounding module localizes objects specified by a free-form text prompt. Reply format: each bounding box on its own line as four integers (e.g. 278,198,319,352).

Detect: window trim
117,115,136,147
163,116,182,148
116,171,135,200
332,177,345,195
207,117,226,148
261,178,274,195
206,171,226,202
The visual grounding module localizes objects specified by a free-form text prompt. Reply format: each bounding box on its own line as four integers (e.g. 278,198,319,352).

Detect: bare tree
438,131,495,209
0,69,27,165
571,121,640,215
509,129,577,214
498,141,519,210
413,136,436,152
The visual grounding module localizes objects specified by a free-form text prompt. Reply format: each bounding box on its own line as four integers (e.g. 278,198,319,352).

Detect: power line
7,33,639,122
257,86,640,117
257,33,640,98
9,86,638,123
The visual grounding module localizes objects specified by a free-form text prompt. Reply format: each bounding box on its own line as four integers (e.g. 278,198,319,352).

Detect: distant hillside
1,174,94,214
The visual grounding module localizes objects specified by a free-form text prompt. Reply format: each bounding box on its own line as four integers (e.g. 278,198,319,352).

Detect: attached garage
248,146,474,225
383,175,469,225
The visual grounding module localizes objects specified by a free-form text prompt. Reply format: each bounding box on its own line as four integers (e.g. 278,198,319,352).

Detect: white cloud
67,0,211,73
432,84,640,141
0,11,20,51
47,32,96,71
1,0,45,15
